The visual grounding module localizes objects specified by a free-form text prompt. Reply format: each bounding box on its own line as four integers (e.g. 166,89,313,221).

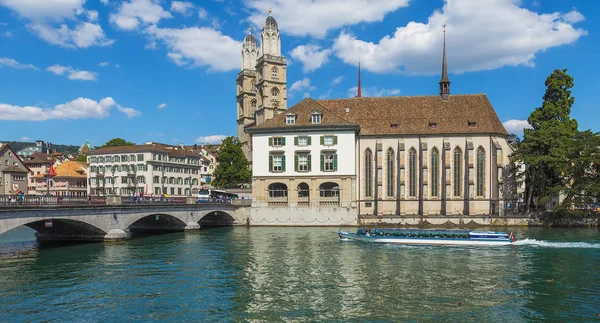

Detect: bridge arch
119,212,192,234
198,210,237,227
0,217,107,242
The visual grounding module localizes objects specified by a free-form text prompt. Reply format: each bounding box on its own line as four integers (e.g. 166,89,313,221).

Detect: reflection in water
0,226,599,322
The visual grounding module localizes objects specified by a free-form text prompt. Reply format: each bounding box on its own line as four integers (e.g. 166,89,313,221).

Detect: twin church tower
236,10,287,162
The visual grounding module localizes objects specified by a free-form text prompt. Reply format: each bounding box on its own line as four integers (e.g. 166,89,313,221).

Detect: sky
0,0,597,147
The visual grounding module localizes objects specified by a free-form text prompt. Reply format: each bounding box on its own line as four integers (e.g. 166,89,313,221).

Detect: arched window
268,182,288,198
297,182,309,198
453,148,462,197
251,100,256,108
365,149,373,197
387,148,394,197
477,147,485,196
251,80,256,91
319,182,339,198
431,148,439,197
409,148,417,197
272,66,278,79
271,87,279,100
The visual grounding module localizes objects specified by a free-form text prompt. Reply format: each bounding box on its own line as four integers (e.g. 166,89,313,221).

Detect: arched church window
453,148,462,197
386,148,394,197
476,147,485,197
271,87,279,100
251,100,256,108
409,148,417,197
365,149,373,197
272,66,278,79
431,148,439,197
251,80,256,91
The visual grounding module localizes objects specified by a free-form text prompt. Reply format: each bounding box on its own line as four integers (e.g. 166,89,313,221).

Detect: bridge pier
104,229,130,242
184,222,201,230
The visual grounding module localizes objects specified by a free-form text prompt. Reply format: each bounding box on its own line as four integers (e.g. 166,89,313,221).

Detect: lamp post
188,175,193,196
161,159,165,195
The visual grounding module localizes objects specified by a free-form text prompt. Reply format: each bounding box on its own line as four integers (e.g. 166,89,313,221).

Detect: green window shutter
320,136,324,145
294,154,298,171
269,155,273,172
333,154,338,171
333,136,338,145
308,154,312,171
294,137,298,146
269,137,273,146
320,154,324,171
282,155,286,172
282,137,286,146
307,136,312,145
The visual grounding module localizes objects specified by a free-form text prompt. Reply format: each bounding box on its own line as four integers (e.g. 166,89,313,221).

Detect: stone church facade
237,11,287,163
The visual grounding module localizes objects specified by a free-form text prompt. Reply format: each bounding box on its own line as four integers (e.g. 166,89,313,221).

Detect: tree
561,130,600,208
75,155,87,163
212,137,251,188
513,69,578,212
100,138,135,148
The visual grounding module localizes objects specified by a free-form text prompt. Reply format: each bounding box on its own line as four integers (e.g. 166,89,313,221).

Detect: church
240,13,513,225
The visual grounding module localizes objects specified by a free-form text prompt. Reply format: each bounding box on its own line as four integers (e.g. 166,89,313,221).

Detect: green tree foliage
513,69,600,211
75,155,88,163
212,137,251,188
100,138,135,148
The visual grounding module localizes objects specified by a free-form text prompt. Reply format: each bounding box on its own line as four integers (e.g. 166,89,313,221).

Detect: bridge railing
0,194,107,206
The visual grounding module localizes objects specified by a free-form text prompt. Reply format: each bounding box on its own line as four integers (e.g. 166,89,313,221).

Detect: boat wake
514,238,600,249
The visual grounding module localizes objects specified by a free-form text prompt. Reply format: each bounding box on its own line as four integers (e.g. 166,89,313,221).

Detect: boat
338,228,515,246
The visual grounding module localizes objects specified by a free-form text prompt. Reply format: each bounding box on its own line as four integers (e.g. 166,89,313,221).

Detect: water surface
1,226,599,322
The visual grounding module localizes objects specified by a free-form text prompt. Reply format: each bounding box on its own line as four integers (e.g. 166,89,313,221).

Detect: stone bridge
0,202,251,243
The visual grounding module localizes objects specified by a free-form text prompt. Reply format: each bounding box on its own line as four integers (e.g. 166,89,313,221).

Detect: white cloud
0,57,39,70
0,0,86,21
0,97,141,121
290,44,332,73
195,135,227,144
171,1,194,15
503,119,532,134
198,7,207,19
333,0,587,75
116,104,142,118
563,9,584,24
29,22,114,48
145,40,158,49
110,0,172,31
289,77,316,93
101,0,109,5
99,61,120,68
145,25,240,71
331,75,344,85
46,64,98,81
86,10,99,22
20,137,31,141
246,0,410,38
157,103,167,109
347,86,399,97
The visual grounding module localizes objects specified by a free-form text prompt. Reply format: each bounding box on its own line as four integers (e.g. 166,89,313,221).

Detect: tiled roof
33,161,87,179
87,144,201,158
22,152,52,164
2,165,28,173
249,98,358,131
316,94,508,136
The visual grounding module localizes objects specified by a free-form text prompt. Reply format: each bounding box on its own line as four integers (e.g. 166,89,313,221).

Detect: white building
86,143,203,197
248,99,359,225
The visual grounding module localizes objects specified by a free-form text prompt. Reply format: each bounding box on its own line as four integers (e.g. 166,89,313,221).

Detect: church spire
439,24,451,100
357,60,362,98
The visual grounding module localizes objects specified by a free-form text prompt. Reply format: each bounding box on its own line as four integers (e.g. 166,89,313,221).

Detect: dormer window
311,111,322,124
286,114,296,125
468,121,477,128
429,122,437,128
390,123,398,130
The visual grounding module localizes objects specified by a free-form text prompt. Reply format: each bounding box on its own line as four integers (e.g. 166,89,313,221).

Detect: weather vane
268,8,272,14
443,24,446,33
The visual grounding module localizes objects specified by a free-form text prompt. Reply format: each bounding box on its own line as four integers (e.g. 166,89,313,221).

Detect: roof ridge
317,93,486,101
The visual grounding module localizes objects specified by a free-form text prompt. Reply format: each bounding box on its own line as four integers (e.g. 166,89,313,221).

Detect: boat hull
339,232,512,246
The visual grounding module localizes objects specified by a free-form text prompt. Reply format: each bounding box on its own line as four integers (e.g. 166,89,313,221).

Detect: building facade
22,152,57,195
248,31,514,224
86,143,203,197
0,144,30,194
33,161,87,196
237,10,287,163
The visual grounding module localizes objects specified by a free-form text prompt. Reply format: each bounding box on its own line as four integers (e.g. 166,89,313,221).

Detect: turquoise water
1,226,599,322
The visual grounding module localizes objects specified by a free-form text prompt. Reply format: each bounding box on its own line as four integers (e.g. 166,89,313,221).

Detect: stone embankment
528,211,600,227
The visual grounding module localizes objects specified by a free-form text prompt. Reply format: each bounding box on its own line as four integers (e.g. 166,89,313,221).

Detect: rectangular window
286,115,296,125
321,153,337,172
269,137,285,146
295,154,310,172
298,136,308,146
137,154,144,161
312,114,321,124
324,136,334,145
273,155,282,172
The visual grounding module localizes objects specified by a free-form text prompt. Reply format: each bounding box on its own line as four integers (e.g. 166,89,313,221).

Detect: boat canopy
358,228,473,238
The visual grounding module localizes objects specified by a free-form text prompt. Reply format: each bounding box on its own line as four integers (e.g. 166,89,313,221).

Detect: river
1,226,599,322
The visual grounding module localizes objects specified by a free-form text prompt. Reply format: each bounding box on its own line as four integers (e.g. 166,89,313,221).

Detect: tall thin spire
357,60,362,98
439,24,451,100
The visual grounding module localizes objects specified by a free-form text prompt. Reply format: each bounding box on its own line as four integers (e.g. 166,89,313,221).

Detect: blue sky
0,0,597,147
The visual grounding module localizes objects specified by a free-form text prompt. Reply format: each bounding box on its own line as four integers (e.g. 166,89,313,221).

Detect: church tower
439,25,451,100
254,9,287,126
237,28,259,161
